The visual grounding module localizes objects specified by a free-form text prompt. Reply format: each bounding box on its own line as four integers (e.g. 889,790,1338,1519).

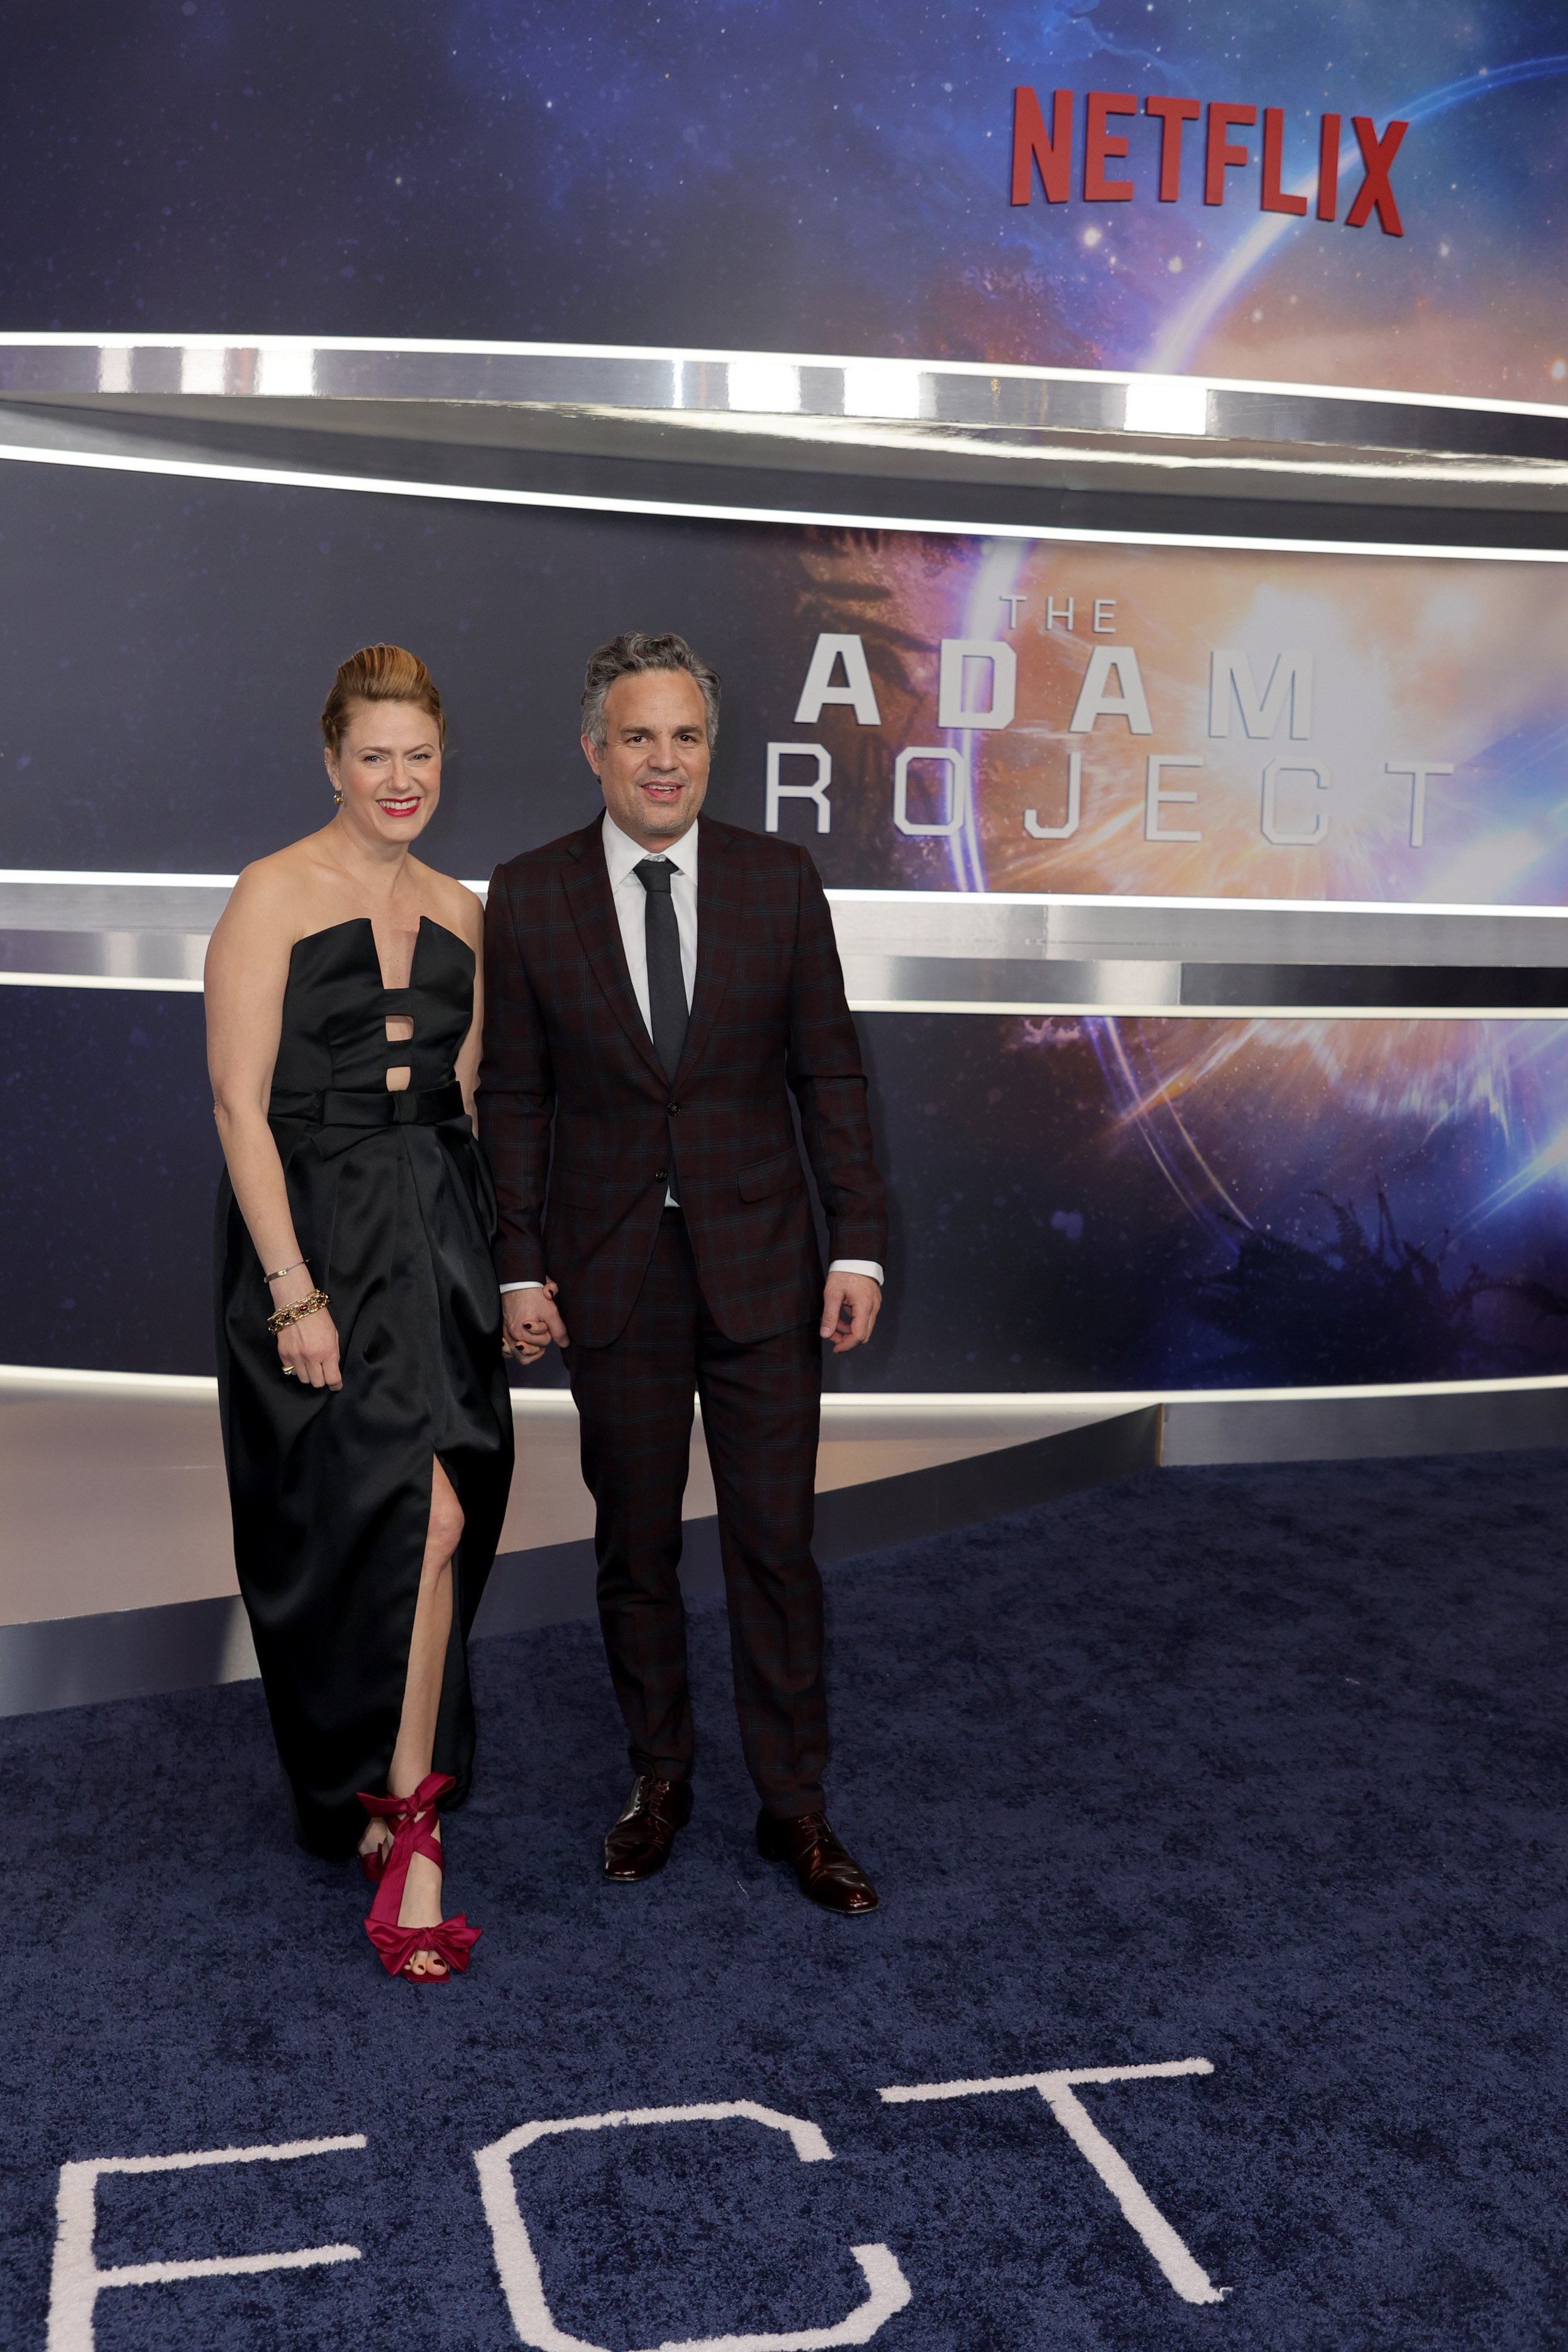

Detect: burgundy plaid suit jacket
478,814,886,1349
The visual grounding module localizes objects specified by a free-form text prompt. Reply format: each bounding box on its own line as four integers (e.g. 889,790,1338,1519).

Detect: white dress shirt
602,805,700,1054
502,810,883,1289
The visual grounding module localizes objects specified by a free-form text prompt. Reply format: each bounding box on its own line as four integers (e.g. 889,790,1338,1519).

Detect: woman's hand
276,1305,342,1389
502,1277,562,1366
270,1270,343,1390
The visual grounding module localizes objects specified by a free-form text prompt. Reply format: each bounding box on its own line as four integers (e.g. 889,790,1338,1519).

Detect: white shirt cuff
499,1280,544,1292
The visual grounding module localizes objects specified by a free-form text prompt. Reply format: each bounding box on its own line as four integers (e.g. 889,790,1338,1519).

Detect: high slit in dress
214,917,514,1857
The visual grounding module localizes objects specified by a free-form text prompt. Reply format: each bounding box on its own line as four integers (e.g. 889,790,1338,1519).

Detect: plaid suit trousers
570,1208,827,1818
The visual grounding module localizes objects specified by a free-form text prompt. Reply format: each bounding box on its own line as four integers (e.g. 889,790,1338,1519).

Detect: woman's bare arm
206,864,342,1388
451,883,487,1121
444,875,550,1361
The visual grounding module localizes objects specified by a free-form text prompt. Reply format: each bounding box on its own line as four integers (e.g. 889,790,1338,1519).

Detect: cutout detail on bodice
270,917,475,1105
378,924,421,1095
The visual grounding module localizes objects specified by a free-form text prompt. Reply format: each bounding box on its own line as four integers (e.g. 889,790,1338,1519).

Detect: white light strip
849,1000,1568,1021
4,1363,1565,1407
0,971,206,991
0,869,491,895
0,868,238,888
3,874,1567,922
0,435,1557,566
0,1364,221,1398
827,887,1568,919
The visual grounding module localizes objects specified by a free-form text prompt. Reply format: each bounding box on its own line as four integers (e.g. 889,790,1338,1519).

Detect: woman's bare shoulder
230,841,311,905
211,839,333,954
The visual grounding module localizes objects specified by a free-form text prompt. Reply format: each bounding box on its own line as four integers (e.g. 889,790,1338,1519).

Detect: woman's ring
281,1363,295,1378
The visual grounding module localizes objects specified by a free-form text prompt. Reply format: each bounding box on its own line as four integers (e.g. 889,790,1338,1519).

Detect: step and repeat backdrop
3,460,1567,1391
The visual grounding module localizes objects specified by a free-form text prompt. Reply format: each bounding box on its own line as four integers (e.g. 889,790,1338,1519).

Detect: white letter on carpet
879,2059,1227,2305
473,2101,913,2351
45,2133,366,2351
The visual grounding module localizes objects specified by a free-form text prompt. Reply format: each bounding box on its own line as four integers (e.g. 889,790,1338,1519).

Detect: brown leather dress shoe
756,1809,879,1913
602,1774,693,1880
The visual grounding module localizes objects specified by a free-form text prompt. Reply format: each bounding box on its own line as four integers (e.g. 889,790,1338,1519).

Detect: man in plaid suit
480,632,886,1913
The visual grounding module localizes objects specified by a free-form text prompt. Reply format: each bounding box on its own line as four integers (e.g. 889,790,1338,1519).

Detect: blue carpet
4,1449,1568,2350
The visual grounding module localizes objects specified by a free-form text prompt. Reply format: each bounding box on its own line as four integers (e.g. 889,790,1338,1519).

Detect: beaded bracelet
267,1288,329,1335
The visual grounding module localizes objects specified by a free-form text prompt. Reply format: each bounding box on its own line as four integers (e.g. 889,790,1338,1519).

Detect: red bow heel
355,1773,481,1983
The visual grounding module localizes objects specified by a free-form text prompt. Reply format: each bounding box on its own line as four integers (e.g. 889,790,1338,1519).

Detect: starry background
0,0,1561,400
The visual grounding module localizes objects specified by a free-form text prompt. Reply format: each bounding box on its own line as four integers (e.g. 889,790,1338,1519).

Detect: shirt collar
602,808,700,888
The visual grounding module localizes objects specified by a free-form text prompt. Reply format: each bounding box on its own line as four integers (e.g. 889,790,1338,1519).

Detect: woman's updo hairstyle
321,643,446,753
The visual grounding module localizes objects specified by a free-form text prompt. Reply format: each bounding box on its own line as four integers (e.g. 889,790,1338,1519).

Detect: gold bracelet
263,1257,307,1284
267,1288,329,1335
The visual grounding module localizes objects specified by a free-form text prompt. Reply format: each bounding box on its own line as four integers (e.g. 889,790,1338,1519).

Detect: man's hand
820,1272,881,1354
503,1280,570,1362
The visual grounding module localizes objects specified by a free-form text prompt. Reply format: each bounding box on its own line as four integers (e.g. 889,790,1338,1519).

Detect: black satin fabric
214,918,514,1857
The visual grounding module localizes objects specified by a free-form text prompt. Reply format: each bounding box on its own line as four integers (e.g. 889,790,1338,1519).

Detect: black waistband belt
271,1082,467,1129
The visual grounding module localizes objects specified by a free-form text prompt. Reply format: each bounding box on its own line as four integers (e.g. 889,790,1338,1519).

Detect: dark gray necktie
634,858,688,1081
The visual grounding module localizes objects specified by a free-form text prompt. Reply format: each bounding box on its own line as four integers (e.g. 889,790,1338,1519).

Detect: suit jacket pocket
737,1148,805,1203
548,1162,609,1210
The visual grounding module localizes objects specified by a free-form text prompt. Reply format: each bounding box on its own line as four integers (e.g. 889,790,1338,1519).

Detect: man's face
583,668,710,849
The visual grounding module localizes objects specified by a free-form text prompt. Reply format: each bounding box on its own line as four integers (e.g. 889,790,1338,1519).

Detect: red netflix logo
1010,90,1407,236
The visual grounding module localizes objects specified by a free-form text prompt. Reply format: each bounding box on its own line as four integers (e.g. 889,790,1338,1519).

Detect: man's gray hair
581,632,722,752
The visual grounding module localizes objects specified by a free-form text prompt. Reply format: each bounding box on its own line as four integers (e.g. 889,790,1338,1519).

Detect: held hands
820,1272,881,1354
500,1274,876,1361
503,1280,569,1364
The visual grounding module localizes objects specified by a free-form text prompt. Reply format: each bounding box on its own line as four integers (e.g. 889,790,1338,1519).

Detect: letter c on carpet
472,2101,914,2351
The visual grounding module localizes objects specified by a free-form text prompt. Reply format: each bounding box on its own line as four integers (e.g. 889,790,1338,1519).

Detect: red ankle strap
356,1771,455,1828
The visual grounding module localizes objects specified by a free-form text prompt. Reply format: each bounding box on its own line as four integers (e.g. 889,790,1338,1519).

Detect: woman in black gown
206,643,524,1980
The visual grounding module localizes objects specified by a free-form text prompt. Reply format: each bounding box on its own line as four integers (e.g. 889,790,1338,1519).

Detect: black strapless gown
214,917,514,1857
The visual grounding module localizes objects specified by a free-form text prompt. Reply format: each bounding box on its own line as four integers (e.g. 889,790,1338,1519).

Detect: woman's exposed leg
357,1459,464,1977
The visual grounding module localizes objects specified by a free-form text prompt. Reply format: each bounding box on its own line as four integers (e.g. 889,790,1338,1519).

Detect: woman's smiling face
325,699,442,842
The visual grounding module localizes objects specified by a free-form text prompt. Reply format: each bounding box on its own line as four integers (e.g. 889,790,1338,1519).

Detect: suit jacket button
654,1168,668,1183
667,1101,680,1115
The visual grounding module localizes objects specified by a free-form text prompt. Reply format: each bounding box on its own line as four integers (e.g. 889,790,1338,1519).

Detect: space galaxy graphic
859,1012,1568,1392
0,2,1561,404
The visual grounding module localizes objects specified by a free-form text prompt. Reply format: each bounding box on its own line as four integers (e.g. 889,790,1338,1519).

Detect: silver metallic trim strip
0,333,1562,444
0,928,209,982
4,883,1568,990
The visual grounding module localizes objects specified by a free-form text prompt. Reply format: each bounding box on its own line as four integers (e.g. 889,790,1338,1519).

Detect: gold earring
332,788,343,805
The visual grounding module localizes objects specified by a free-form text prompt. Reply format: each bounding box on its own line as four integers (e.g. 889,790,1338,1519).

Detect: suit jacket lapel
675,818,741,1088
561,821,667,1090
